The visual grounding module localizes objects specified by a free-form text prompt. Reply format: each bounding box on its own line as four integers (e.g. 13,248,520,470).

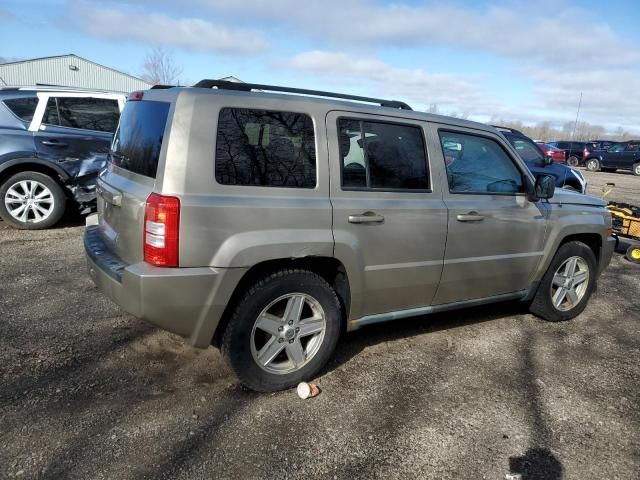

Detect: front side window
338,118,429,190
3,97,38,122
439,131,525,194
215,108,316,188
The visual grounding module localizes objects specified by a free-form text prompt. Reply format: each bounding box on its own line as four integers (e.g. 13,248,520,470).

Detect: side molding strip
349,290,527,330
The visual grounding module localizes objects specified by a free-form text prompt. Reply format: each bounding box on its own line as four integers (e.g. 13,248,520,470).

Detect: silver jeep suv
85,81,615,391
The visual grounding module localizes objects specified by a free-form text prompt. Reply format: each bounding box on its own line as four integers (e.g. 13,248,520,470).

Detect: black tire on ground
567,156,580,167
0,171,66,229
586,158,601,172
221,269,342,392
633,163,640,176
529,241,597,322
625,245,640,264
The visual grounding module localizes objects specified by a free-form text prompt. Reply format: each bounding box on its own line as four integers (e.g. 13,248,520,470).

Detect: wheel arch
211,256,351,348
0,158,70,187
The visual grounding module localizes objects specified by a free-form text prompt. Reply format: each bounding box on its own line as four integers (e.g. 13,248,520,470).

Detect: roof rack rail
192,80,412,110
150,84,175,90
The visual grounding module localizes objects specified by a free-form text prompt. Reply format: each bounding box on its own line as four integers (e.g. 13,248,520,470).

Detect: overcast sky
1,0,639,133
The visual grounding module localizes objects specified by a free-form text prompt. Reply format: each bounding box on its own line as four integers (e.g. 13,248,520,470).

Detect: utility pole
571,92,583,139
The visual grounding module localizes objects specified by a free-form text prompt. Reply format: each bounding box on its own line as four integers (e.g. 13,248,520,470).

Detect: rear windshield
111,100,170,178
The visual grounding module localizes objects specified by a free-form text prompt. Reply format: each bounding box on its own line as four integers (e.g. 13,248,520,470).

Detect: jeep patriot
85,81,615,391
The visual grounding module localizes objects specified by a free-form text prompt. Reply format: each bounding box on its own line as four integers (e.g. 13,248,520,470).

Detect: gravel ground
0,169,638,480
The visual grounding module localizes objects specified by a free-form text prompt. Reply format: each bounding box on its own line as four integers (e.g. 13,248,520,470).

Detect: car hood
548,189,607,207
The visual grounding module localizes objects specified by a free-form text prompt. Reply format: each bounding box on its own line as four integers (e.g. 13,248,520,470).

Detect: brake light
144,193,180,267
128,90,144,101
583,148,589,157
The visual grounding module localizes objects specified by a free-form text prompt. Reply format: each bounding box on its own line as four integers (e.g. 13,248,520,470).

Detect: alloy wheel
250,293,326,374
4,180,55,224
550,256,590,312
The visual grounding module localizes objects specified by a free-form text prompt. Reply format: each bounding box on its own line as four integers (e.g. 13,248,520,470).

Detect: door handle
41,140,68,147
348,212,385,224
456,212,485,222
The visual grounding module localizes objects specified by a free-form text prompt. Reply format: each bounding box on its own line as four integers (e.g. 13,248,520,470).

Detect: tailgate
96,98,171,264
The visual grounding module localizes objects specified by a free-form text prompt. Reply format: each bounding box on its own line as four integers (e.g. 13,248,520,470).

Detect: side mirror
533,174,555,200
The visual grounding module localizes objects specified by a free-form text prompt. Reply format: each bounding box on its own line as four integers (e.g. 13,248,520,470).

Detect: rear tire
0,171,66,229
567,156,580,167
586,158,600,172
633,163,640,176
529,241,597,322
221,269,342,392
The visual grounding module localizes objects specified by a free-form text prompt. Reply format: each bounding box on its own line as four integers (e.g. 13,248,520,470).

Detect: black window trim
213,105,319,190
337,116,432,193
438,127,532,197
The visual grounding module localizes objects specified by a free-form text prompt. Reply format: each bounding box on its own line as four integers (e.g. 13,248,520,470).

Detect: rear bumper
599,236,616,275
84,226,245,348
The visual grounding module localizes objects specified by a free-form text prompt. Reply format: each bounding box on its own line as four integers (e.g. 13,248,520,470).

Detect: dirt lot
1,169,638,480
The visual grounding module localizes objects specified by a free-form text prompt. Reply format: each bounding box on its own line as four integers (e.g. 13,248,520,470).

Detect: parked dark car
0,87,124,229
547,141,597,167
585,141,640,175
535,142,566,163
495,127,586,193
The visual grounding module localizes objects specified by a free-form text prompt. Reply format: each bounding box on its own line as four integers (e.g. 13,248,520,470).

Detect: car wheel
633,163,640,176
529,241,597,322
0,171,66,229
586,158,600,172
221,269,342,392
567,156,580,167
626,245,640,264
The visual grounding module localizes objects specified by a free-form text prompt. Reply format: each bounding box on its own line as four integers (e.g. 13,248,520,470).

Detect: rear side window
3,97,38,122
111,100,170,178
338,118,429,190
43,97,120,132
215,108,316,188
439,131,525,194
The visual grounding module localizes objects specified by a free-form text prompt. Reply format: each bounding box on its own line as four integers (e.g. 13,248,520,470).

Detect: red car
536,142,567,163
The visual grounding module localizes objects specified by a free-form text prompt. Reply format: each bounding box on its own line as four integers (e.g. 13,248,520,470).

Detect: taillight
128,90,144,101
583,148,589,157
144,193,180,267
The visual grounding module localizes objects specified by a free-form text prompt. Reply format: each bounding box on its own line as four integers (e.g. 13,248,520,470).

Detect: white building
0,54,152,93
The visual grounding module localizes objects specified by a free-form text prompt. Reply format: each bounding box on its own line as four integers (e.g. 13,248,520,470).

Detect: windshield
504,134,545,165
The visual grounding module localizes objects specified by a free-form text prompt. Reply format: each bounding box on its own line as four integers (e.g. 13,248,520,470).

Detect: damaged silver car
0,86,125,229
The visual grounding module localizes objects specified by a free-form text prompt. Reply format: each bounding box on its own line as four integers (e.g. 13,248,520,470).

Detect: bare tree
140,47,183,85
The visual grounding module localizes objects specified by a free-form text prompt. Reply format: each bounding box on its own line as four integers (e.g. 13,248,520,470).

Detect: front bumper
84,226,245,348
599,236,616,275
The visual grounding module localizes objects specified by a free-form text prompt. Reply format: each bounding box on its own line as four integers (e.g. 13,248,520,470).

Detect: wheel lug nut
295,327,300,332
278,338,284,343
288,320,293,325
278,326,284,332
288,339,294,344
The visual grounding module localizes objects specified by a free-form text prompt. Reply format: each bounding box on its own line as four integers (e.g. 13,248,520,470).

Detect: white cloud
73,2,268,55
284,50,503,114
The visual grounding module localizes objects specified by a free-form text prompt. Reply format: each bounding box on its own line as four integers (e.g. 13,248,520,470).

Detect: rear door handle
456,212,485,222
41,140,68,147
348,212,385,224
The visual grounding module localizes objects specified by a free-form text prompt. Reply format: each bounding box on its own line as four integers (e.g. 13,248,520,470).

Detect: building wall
0,55,152,93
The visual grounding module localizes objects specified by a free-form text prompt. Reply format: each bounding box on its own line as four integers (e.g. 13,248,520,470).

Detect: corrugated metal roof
0,54,152,93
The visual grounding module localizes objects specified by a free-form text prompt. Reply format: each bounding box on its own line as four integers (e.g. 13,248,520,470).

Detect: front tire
0,171,66,229
586,158,601,172
221,269,342,392
567,156,580,167
529,241,597,322
633,162,640,176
